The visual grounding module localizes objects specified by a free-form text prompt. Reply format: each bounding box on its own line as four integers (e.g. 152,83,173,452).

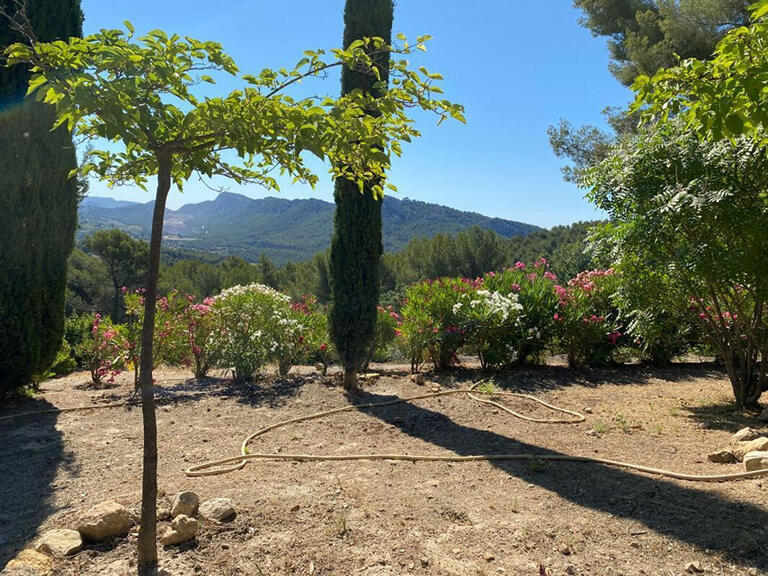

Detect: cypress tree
0,0,82,396
329,0,394,391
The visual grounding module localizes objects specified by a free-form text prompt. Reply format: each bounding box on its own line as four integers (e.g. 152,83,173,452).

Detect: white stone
744,451,768,472
3,549,53,575
170,491,199,518
35,529,82,557
707,449,736,464
160,514,198,546
731,427,760,443
199,498,236,522
76,501,132,541
732,437,768,461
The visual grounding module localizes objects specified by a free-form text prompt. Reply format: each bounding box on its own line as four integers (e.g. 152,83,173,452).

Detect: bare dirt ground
1,362,767,575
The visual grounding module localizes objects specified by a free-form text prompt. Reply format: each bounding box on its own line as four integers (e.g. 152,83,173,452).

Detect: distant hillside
78,193,540,263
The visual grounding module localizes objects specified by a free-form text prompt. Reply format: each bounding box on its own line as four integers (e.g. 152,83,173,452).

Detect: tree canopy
575,0,751,85
632,0,768,142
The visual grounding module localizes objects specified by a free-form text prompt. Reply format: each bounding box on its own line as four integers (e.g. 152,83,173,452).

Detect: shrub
399,277,478,371
483,258,560,364
458,288,524,369
182,296,217,379
209,283,309,381
124,289,189,385
366,305,401,366
293,296,335,375
552,269,622,367
50,341,78,377
75,314,126,387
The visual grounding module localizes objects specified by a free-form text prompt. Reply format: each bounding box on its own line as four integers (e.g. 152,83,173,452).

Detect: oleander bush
552,269,622,367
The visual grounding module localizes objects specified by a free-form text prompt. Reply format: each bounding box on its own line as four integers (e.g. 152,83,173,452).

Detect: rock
707,449,736,464
199,498,236,522
583,407,593,414
685,561,704,573
160,514,199,546
359,373,380,382
170,491,199,518
732,437,768,461
3,549,53,575
758,407,768,422
2,567,42,576
744,451,768,472
410,373,426,385
731,427,760,443
76,500,132,541
586,429,598,437
35,529,82,557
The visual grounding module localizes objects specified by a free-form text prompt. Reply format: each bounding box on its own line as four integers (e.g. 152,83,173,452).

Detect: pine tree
0,0,82,396
329,0,394,391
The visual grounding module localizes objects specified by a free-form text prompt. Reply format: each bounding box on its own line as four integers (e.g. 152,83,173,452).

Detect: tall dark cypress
329,0,393,391
0,0,82,397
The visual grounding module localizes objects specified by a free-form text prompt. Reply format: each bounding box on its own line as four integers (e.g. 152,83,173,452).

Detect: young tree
585,121,767,407
329,0,394,391
85,229,149,320
0,0,82,397
5,18,462,573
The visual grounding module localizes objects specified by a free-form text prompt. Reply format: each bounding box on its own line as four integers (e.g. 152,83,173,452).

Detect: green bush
75,314,127,387
552,269,622,367
482,259,560,364
399,277,476,371
209,283,310,382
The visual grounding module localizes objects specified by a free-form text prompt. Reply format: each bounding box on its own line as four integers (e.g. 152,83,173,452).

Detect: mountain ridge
78,192,540,263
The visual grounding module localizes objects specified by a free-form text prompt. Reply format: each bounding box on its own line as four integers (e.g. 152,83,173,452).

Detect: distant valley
78,193,540,263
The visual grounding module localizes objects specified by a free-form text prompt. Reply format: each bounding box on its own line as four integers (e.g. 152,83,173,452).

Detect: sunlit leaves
3,25,463,198
631,0,768,143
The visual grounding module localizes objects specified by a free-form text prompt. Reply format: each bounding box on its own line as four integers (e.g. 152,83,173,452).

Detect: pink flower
510,283,521,292
514,261,526,270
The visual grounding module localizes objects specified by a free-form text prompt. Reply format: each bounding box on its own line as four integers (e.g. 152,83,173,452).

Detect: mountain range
78,193,540,263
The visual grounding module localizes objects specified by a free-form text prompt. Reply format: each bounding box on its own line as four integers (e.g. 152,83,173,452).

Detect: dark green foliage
329,0,394,379
0,102,80,395
159,258,221,299
0,0,82,396
85,229,148,321
0,0,82,107
574,0,750,86
382,222,596,288
65,248,111,315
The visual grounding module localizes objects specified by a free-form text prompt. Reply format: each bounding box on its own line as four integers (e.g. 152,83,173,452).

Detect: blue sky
80,0,630,228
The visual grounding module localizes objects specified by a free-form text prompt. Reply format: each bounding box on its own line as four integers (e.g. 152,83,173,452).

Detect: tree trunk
137,151,172,576
343,369,359,392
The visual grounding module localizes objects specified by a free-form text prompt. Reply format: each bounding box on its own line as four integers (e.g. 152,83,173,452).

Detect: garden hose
183,381,768,482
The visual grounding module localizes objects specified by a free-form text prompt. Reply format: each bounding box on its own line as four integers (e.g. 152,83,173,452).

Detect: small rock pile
707,427,768,471
2,492,236,576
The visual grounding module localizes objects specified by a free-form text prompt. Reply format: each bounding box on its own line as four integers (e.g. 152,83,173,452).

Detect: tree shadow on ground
0,397,72,569
352,388,768,571
95,374,310,411
423,361,725,393
683,400,768,434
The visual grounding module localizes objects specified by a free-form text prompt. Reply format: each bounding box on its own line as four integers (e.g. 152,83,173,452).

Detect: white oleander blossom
466,290,523,322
